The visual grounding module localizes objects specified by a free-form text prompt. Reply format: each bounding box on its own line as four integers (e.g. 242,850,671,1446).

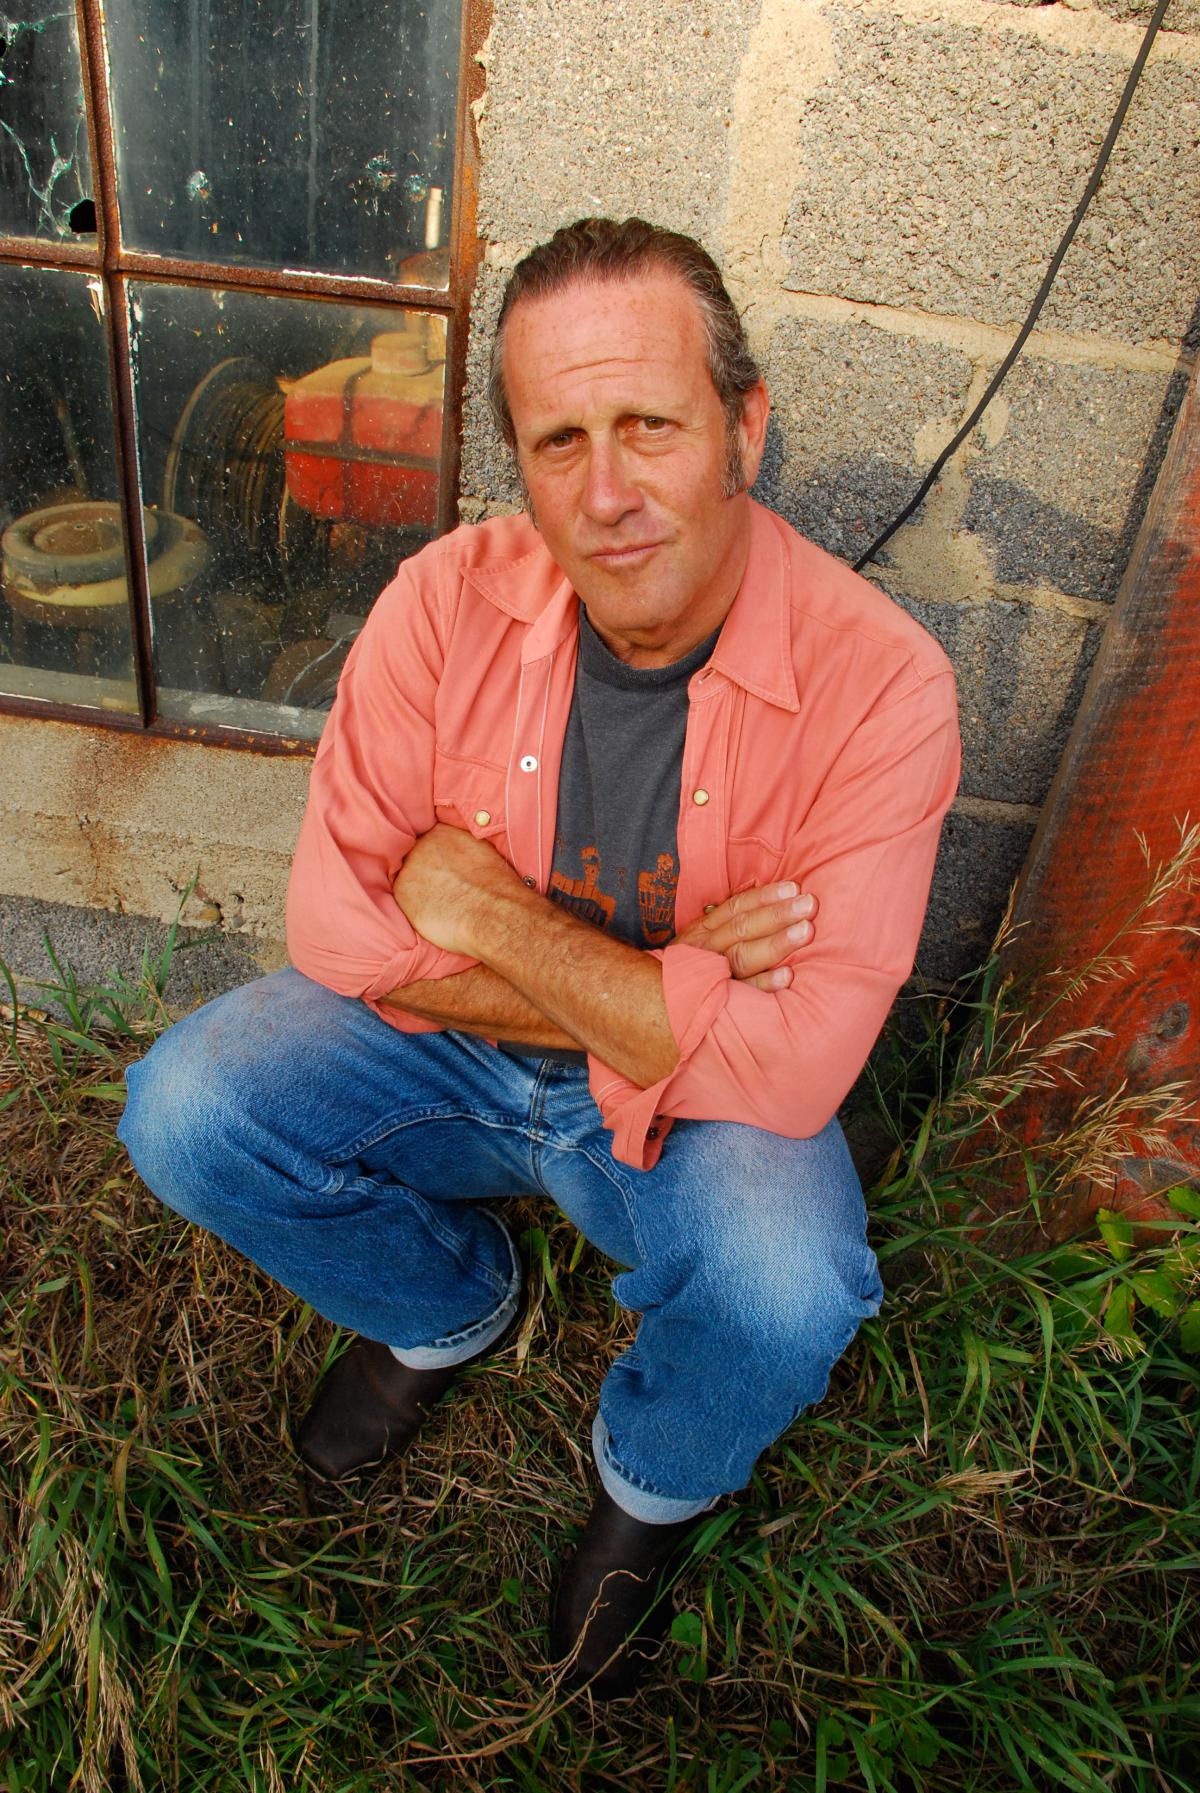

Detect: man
120,217,959,1699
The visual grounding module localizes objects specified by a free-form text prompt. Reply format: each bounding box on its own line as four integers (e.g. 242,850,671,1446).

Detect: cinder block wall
461,0,1200,982
1,0,1195,993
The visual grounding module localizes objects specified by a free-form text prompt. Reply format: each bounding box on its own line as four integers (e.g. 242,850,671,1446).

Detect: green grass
2,910,1199,1791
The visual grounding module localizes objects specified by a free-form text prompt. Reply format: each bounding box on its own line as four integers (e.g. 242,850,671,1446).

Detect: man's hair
487,217,761,492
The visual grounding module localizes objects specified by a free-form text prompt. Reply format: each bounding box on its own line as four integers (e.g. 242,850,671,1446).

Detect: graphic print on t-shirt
549,845,616,930
550,844,679,946
548,605,716,953
637,852,678,946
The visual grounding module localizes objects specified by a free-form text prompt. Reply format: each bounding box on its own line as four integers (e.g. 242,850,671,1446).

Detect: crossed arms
386,823,817,1089
286,532,961,1164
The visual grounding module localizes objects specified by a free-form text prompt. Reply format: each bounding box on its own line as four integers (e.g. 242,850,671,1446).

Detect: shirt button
647,1125,660,1140
519,754,538,772
523,876,536,888
474,809,491,827
703,903,715,914
692,788,710,806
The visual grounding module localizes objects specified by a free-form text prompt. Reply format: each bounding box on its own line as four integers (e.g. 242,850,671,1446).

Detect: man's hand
674,882,817,991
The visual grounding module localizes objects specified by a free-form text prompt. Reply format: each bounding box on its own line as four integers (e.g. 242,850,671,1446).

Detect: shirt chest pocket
725,835,790,891
432,754,510,851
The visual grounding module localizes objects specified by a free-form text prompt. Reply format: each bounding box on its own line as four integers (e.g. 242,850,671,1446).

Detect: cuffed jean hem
592,1411,722,1525
389,1214,522,1369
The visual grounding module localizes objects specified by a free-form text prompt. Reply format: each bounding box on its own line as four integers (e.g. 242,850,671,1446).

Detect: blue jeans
118,969,883,1523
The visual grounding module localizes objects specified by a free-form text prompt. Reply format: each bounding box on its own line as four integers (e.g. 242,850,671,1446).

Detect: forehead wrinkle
504,271,715,440
518,361,694,435
548,348,661,378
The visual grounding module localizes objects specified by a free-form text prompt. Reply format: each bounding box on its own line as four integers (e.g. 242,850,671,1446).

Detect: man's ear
737,379,771,489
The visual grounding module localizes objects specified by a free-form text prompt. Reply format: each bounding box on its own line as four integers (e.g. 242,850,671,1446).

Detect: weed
2,856,1199,1789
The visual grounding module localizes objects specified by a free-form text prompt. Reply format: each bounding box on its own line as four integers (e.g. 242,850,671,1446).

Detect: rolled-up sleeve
590,669,961,1169
286,553,477,1013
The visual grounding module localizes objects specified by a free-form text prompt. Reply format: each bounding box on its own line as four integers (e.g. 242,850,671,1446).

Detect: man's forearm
383,963,580,1050
465,883,679,1087
390,825,681,1086
390,825,817,1089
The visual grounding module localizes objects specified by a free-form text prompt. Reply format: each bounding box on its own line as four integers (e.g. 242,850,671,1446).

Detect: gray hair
487,217,761,494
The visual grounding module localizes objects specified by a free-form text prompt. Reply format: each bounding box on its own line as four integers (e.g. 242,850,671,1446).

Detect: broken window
0,0,464,742
0,9,93,241
104,0,457,285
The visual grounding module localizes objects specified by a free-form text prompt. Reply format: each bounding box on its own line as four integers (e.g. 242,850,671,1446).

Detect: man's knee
706,1232,882,1369
119,986,268,1225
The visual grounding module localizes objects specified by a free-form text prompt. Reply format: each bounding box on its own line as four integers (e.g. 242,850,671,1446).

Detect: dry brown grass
3,916,1200,1789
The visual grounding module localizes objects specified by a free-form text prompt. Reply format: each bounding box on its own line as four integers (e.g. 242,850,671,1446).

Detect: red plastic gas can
283,316,445,527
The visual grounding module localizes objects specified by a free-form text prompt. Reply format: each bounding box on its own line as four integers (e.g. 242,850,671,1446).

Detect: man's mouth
588,540,665,566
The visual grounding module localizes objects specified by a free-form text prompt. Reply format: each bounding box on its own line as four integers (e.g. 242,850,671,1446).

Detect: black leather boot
294,1294,524,1481
549,1485,704,1698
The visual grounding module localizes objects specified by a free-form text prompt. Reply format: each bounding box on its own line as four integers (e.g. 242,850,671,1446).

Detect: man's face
502,270,769,668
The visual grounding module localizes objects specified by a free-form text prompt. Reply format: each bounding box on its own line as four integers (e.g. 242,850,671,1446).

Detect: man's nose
580,439,643,525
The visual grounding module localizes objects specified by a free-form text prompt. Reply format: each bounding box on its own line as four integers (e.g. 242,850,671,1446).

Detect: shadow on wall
918,810,1036,987
751,348,1192,988
963,365,1191,602
753,365,1191,602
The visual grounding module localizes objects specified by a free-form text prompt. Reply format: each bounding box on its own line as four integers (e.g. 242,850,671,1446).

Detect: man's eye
641,416,668,431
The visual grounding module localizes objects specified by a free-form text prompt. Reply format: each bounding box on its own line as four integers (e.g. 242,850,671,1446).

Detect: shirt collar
462,527,578,662
461,500,799,705
707,503,799,712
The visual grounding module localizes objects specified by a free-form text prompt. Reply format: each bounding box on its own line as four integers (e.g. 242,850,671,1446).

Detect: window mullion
74,0,158,727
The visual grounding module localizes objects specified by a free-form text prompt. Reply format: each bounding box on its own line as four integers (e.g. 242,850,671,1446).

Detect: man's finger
726,919,813,980
673,883,818,967
711,881,809,923
745,965,794,992
706,894,816,955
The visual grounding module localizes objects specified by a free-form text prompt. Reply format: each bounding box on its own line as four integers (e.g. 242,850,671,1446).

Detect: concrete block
755,316,975,563
1047,0,1200,32
919,807,1036,984
962,360,1185,601
886,590,1101,806
782,8,1200,344
478,0,757,247
0,715,307,941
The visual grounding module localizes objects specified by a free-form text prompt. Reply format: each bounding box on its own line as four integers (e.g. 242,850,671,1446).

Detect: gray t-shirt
548,608,719,947
497,609,717,1064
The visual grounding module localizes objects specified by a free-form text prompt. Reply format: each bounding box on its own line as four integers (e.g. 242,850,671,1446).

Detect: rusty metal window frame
0,0,486,755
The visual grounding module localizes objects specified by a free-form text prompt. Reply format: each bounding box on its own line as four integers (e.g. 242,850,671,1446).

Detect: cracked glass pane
129,279,446,738
0,8,95,242
106,0,459,286
0,264,137,712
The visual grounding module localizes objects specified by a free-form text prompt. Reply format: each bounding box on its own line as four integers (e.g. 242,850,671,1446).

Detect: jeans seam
395,1219,521,1361
557,1140,647,1267
329,1105,538,1172
406,1191,514,1297
422,1215,520,1344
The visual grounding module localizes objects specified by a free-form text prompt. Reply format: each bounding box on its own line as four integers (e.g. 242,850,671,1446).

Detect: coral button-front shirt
286,502,961,1170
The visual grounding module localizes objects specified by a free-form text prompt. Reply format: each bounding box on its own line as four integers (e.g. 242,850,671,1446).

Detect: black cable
853,0,1175,573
